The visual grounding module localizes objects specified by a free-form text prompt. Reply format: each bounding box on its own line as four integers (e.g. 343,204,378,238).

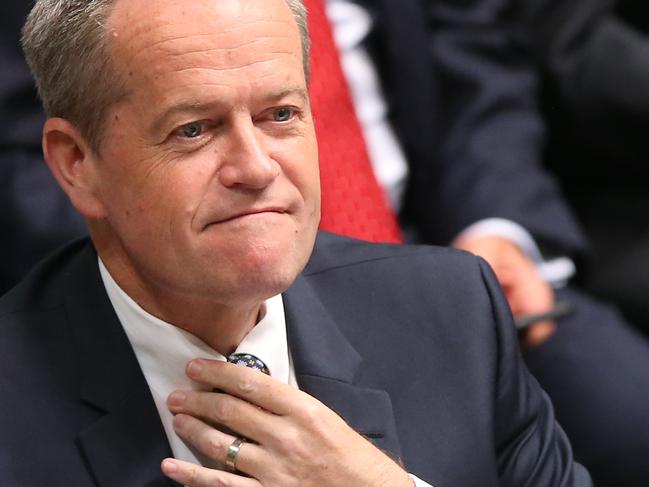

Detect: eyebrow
150,87,309,136
267,87,309,105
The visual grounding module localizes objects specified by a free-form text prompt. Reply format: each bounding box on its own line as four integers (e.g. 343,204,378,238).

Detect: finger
186,359,303,414
168,389,285,445
519,319,557,349
172,413,268,477
161,457,261,487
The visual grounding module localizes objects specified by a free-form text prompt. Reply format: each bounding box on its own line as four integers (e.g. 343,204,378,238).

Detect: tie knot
226,353,270,375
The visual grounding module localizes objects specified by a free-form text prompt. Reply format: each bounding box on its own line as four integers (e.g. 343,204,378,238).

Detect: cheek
297,159,321,225
98,166,195,242
275,140,320,201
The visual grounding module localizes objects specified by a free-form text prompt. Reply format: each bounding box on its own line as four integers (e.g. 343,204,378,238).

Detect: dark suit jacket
0,233,590,486
355,0,586,256
506,0,649,326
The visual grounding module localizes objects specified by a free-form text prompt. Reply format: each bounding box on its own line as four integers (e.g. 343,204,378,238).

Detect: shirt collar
97,257,289,386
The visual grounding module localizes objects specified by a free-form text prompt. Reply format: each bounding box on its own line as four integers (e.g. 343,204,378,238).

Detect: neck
95,241,263,356
143,292,262,356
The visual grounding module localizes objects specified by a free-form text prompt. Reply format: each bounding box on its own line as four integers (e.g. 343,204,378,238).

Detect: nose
218,119,280,189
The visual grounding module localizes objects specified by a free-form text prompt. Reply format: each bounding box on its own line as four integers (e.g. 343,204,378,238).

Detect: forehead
107,0,304,96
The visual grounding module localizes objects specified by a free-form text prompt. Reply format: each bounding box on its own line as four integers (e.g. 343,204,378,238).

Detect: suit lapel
63,243,178,487
283,274,403,460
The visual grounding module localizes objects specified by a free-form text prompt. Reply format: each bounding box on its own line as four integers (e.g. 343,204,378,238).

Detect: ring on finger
225,437,246,471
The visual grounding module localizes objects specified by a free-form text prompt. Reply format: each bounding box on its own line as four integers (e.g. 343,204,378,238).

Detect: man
0,0,591,485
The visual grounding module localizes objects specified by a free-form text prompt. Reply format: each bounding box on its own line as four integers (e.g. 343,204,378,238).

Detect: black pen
514,300,574,330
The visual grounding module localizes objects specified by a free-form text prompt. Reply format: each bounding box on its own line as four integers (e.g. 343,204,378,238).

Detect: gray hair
21,0,311,154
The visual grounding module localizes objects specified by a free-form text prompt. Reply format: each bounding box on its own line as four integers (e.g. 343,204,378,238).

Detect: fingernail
187,360,203,377
162,459,178,474
167,391,186,407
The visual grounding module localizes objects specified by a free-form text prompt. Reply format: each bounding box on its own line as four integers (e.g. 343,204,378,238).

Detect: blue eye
273,107,294,122
180,122,203,138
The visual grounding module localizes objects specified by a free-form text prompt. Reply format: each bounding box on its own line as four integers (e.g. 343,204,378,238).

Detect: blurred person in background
508,0,649,330
0,1,85,294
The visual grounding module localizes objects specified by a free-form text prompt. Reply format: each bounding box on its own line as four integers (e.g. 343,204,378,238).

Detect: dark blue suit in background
0,1,86,293
352,0,584,249
0,233,591,486
509,0,649,330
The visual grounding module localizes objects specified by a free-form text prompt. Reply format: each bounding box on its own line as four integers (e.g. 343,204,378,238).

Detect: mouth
206,207,288,227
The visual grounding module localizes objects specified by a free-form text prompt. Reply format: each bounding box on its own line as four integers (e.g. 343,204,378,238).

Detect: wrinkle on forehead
151,36,301,74
165,36,294,58
108,0,301,74
167,57,296,77
126,29,298,71
139,45,302,106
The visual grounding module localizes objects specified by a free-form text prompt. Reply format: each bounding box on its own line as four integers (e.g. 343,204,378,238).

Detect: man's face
91,0,320,305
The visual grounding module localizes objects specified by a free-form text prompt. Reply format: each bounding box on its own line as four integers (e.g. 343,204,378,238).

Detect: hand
161,359,414,487
453,235,556,348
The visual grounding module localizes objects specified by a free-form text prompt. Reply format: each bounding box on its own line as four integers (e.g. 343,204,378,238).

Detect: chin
213,261,300,306
236,237,313,293
192,219,317,300
245,245,303,280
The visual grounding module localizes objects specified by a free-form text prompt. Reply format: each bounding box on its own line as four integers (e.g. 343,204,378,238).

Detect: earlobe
42,118,107,219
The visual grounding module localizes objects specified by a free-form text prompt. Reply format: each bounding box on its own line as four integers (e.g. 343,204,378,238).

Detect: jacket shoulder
306,231,479,277
0,238,91,317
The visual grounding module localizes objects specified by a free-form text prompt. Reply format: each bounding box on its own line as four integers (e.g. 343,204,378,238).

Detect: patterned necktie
227,352,270,375
305,0,403,243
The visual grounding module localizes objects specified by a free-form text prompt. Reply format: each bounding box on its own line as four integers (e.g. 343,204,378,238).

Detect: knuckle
299,401,322,423
180,416,200,442
275,463,301,486
206,434,226,458
187,464,200,485
213,396,234,422
276,426,302,455
212,476,230,487
236,373,257,395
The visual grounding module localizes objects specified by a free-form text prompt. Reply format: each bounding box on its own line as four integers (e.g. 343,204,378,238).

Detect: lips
205,207,287,227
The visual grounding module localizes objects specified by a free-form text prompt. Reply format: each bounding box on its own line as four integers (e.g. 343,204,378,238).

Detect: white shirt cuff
410,473,434,487
454,218,575,287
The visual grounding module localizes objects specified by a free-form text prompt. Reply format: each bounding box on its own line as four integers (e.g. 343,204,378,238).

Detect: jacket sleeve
412,0,586,254
477,257,592,486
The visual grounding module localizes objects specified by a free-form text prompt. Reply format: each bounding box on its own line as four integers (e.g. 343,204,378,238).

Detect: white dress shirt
98,258,431,486
99,258,293,467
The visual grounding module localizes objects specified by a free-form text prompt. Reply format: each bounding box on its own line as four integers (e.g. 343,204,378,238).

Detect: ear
42,118,107,219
